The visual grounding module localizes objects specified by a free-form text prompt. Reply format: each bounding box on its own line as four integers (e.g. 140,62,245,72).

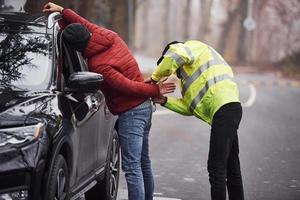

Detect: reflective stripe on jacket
151,40,240,125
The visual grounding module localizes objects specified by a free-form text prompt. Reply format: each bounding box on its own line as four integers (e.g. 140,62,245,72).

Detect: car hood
0,89,56,128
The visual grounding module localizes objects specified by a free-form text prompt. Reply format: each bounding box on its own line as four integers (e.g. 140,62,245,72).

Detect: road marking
242,83,256,108
117,188,182,200
183,177,196,182
237,79,300,88
153,109,175,116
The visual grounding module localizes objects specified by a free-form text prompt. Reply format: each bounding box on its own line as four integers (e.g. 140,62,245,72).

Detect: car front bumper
0,139,50,200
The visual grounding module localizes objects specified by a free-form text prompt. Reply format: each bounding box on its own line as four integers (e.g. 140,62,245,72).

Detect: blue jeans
118,100,154,200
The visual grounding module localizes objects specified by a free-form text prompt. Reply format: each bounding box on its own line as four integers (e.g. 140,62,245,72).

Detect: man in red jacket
43,3,176,200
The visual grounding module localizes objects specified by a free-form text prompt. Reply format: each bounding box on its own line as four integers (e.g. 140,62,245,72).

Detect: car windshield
0,31,52,90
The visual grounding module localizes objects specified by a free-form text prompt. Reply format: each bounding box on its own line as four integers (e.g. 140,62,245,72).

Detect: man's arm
60,9,100,33
43,2,96,30
93,64,176,98
154,96,192,116
43,3,115,44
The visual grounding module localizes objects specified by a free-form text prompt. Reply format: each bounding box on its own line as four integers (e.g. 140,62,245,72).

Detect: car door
76,52,116,167
61,42,106,183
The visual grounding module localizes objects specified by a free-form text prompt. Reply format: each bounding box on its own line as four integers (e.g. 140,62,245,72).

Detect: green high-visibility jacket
151,40,240,125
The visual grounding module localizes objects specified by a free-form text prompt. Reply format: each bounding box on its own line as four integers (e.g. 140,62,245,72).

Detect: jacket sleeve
58,19,68,29
61,9,98,32
94,64,160,98
163,97,193,116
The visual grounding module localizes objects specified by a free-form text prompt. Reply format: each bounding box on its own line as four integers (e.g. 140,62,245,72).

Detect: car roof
0,12,48,34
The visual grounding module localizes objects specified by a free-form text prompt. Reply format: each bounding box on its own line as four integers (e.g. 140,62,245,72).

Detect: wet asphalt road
116,72,300,200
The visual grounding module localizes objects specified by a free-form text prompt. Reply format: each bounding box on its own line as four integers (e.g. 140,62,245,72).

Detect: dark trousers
208,102,244,200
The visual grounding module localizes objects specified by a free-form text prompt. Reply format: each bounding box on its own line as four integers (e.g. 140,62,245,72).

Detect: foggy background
1,0,300,78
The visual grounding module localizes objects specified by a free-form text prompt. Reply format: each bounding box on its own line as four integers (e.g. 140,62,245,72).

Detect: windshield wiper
0,85,25,92
0,18,45,27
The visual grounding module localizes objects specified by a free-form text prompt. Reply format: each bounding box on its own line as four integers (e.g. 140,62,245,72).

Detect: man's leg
141,110,154,200
226,103,244,200
208,119,231,200
208,103,242,200
118,110,145,200
227,135,244,200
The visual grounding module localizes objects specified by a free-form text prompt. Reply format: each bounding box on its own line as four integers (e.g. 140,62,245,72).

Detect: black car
0,11,120,200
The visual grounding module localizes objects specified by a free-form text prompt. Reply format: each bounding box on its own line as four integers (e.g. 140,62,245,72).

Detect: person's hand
152,96,167,105
158,78,176,95
43,2,64,13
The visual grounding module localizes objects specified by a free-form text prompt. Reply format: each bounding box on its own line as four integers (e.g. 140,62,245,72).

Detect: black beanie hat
62,23,91,52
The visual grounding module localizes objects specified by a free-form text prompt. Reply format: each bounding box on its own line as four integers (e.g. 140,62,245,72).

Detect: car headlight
0,190,28,200
0,123,44,147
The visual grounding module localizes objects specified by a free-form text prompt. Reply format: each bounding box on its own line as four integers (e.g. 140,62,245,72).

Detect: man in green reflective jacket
151,41,244,200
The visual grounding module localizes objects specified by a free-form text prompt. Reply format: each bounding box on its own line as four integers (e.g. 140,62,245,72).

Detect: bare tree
216,0,251,64
236,0,248,63
198,0,214,41
162,0,171,45
218,0,240,55
78,0,96,19
251,0,300,64
139,0,150,50
183,0,192,40
107,0,130,43
24,0,47,13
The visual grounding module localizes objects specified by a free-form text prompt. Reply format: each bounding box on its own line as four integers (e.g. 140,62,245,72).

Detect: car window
0,31,52,90
60,42,91,121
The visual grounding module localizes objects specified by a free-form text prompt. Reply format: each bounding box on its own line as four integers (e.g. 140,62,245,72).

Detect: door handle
91,99,99,110
85,96,99,112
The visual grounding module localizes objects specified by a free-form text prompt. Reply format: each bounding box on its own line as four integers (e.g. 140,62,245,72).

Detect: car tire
46,154,70,200
85,130,120,200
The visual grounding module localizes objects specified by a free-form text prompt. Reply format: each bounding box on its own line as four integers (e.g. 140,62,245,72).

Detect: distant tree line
1,0,299,73
20,0,134,44
134,0,300,72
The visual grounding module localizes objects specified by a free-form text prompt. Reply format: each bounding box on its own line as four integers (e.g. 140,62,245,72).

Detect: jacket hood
60,8,117,59
82,32,111,58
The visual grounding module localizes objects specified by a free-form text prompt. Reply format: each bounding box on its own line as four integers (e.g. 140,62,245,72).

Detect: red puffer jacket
60,9,159,115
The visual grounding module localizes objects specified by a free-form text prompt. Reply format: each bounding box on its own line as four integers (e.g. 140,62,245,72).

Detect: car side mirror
66,72,103,93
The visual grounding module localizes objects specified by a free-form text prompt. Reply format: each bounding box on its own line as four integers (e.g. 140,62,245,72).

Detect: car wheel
46,154,70,200
85,130,120,200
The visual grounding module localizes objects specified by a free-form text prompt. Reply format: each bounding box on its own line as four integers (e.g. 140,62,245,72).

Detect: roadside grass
278,51,300,80
281,62,300,80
